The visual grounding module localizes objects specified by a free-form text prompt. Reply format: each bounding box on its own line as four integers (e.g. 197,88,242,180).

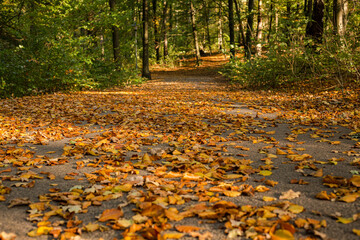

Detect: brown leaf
98,208,124,222
8,198,31,208
279,190,300,200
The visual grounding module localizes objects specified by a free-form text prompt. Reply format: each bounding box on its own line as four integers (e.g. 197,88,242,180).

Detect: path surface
0,54,359,240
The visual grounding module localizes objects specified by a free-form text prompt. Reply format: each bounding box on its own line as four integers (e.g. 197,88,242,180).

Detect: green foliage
0,0,141,99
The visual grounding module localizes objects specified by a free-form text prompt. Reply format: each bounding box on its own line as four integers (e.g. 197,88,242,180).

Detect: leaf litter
0,55,360,239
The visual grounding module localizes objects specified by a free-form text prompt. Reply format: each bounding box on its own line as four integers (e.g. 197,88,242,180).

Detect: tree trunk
333,0,348,36
267,0,273,43
189,0,201,66
153,0,160,63
245,0,254,59
234,0,246,48
256,0,262,56
161,0,169,59
203,0,212,54
306,0,324,44
218,3,223,51
229,0,235,58
109,0,120,64
142,0,151,79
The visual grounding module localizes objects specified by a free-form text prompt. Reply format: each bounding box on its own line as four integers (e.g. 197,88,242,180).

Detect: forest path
0,54,360,240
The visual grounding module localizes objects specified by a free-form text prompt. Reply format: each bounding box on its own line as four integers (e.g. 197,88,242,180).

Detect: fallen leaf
175,225,201,233
8,198,31,208
98,208,124,222
279,190,300,200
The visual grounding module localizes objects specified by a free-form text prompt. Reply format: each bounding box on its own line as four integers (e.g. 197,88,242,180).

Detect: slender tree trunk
245,0,254,59
234,0,246,48
256,0,262,56
109,0,120,64
333,0,348,36
142,0,151,79
203,0,212,54
218,3,223,51
161,0,169,59
153,0,160,63
229,0,235,57
267,0,273,43
189,0,201,65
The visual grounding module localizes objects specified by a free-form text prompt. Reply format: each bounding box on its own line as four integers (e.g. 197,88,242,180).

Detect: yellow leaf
339,194,358,203
165,208,184,221
288,204,304,214
223,191,241,197
175,225,201,233
182,172,202,181
161,232,184,239
315,191,330,200
259,170,272,176
225,174,243,179
349,175,360,187
271,229,295,240
255,185,270,192
313,168,323,177
337,217,354,224
263,196,276,202
276,149,287,155
84,223,100,232
353,229,360,236
172,150,182,155
264,180,278,187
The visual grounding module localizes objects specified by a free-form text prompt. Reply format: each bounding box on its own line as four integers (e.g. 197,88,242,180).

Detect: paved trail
0,55,359,240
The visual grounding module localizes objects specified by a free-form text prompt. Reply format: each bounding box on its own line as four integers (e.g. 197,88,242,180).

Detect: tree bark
306,0,324,44
234,0,246,48
203,0,212,54
161,0,169,59
229,0,235,58
333,0,348,36
189,0,201,65
218,3,223,51
267,0,274,43
256,0,262,56
152,0,160,63
109,0,120,64
245,0,254,59
142,0,151,79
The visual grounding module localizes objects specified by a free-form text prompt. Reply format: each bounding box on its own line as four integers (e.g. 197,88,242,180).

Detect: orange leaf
175,225,201,233
98,208,124,222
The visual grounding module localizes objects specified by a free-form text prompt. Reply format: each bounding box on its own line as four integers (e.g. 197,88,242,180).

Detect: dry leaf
279,190,300,200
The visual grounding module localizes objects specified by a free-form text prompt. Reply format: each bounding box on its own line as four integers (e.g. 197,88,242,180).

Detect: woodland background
0,0,359,98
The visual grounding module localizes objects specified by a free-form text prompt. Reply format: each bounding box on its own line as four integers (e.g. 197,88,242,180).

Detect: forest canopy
0,0,359,98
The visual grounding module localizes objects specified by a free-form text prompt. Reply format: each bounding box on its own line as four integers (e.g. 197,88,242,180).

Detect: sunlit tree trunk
189,0,201,65
142,0,151,79
256,0,262,56
245,0,254,59
333,0,348,36
229,0,235,58
162,0,169,59
153,0,160,63
109,0,120,64
218,3,223,51
267,0,273,43
203,0,212,54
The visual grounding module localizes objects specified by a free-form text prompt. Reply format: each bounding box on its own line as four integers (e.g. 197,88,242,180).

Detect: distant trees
0,0,359,97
